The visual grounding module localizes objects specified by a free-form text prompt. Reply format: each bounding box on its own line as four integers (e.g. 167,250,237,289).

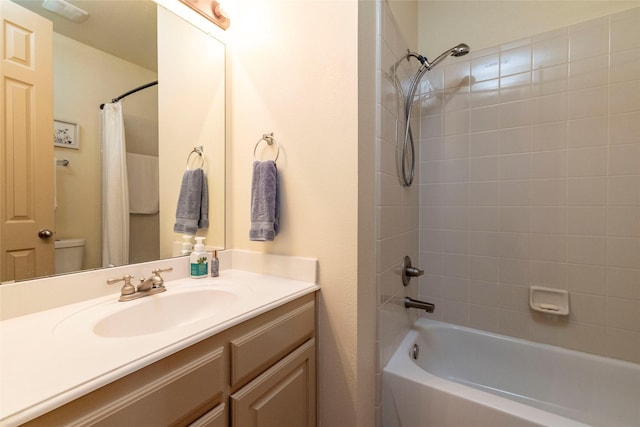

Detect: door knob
37,228,54,239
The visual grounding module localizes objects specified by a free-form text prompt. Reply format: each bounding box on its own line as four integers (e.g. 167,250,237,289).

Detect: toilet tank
54,239,86,274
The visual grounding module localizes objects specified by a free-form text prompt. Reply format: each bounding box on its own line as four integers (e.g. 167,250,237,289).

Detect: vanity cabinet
22,293,316,427
229,295,316,427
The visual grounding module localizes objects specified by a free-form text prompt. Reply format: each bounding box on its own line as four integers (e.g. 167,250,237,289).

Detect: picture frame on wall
53,120,79,149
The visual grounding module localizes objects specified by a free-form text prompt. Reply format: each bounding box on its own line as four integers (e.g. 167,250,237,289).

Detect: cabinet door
189,403,226,427
231,339,316,427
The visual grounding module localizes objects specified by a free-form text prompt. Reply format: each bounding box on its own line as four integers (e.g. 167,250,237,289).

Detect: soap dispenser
189,237,210,278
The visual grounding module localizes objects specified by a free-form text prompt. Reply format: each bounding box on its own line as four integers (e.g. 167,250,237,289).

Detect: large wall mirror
2,0,225,282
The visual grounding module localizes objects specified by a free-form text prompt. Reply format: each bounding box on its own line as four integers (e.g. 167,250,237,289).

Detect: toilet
54,238,86,274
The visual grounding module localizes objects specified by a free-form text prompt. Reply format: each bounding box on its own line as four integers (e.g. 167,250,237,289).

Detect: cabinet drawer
230,296,315,389
24,338,226,427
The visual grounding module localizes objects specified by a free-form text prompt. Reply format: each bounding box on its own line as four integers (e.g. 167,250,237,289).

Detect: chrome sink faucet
107,267,173,302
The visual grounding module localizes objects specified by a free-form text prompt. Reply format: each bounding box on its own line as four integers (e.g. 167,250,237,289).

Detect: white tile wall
375,3,420,423
418,8,640,364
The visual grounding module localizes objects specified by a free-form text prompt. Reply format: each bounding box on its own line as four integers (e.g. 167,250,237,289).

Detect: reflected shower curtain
101,102,129,267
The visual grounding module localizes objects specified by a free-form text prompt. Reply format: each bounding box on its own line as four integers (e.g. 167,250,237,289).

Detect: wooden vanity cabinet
23,293,316,427
229,294,316,427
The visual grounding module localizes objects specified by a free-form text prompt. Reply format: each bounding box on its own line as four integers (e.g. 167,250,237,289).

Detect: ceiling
11,0,157,71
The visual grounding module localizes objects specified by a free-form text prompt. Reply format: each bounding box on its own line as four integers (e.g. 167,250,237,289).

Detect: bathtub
383,318,640,427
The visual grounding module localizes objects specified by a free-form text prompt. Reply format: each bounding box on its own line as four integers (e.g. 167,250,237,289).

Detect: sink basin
54,286,245,338
94,289,239,337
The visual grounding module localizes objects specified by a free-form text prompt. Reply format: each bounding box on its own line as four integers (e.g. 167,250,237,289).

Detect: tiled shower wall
375,1,419,421
418,8,640,363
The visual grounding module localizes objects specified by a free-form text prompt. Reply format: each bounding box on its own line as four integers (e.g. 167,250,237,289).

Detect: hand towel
174,168,209,235
250,160,279,241
126,153,159,214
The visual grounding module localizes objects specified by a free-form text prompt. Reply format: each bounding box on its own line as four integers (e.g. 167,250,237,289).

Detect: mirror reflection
2,0,225,283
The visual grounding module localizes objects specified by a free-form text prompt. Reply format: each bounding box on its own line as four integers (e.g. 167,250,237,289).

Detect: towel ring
186,146,205,170
253,132,280,162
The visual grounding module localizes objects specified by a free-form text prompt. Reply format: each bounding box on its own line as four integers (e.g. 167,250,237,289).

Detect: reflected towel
174,168,209,235
126,153,159,214
250,160,279,241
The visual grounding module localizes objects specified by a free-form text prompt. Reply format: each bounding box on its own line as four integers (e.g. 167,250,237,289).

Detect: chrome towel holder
186,146,205,170
253,132,280,162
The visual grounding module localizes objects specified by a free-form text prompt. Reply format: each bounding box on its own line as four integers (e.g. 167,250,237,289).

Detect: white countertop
0,269,318,426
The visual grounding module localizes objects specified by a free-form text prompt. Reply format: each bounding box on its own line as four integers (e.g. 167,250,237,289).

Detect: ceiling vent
42,0,89,23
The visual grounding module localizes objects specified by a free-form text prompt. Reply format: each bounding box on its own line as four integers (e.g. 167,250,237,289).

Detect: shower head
425,43,470,70
407,43,471,71
451,43,470,57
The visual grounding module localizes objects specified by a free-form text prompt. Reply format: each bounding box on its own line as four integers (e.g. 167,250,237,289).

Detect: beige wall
387,0,418,50
418,1,640,56
227,1,376,425
53,34,157,270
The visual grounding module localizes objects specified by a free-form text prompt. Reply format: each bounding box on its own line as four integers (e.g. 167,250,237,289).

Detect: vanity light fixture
42,0,89,23
179,0,230,30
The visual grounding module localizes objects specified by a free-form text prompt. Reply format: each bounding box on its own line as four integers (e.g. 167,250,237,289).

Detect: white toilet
54,238,86,274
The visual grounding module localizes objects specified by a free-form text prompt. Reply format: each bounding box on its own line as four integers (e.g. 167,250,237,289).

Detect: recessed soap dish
529,286,569,316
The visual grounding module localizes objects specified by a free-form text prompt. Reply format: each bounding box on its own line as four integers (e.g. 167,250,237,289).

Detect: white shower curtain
101,102,129,267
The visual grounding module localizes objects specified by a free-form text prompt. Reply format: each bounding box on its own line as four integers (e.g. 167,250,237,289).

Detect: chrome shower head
425,43,471,70
451,43,470,57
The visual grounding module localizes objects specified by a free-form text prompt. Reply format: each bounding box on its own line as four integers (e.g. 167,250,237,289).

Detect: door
0,1,54,282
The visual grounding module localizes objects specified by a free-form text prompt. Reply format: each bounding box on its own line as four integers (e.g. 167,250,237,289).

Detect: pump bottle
211,250,219,277
189,237,210,278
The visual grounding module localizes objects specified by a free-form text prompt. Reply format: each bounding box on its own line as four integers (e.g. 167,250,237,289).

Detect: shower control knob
401,256,424,286
406,266,424,277
37,228,54,239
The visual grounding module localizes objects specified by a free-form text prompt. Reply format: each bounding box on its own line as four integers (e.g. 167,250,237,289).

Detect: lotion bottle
189,237,210,278
211,250,219,277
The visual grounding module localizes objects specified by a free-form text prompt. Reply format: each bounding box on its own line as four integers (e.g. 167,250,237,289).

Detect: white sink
54,285,249,338
94,288,239,337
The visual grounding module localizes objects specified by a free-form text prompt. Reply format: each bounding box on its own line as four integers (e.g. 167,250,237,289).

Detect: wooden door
0,1,54,282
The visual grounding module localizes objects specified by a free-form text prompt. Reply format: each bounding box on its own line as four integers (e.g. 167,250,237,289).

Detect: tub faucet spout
405,297,435,313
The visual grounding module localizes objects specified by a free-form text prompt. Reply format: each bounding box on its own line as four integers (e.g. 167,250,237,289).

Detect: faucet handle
401,256,424,286
142,267,173,290
152,267,173,276
107,274,136,296
151,267,173,284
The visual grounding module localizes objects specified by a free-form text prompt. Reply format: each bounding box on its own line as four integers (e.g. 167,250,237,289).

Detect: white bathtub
383,318,640,427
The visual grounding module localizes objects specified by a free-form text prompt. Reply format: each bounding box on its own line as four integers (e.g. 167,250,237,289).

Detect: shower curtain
101,102,129,267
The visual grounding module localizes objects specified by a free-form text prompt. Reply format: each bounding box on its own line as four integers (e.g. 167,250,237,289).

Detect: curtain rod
99,80,158,110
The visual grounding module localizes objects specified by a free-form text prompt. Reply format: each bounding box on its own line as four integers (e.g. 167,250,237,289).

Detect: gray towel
174,168,209,235
250,160,279,241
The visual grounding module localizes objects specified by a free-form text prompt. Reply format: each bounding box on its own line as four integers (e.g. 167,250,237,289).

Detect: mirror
3,0,225,282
